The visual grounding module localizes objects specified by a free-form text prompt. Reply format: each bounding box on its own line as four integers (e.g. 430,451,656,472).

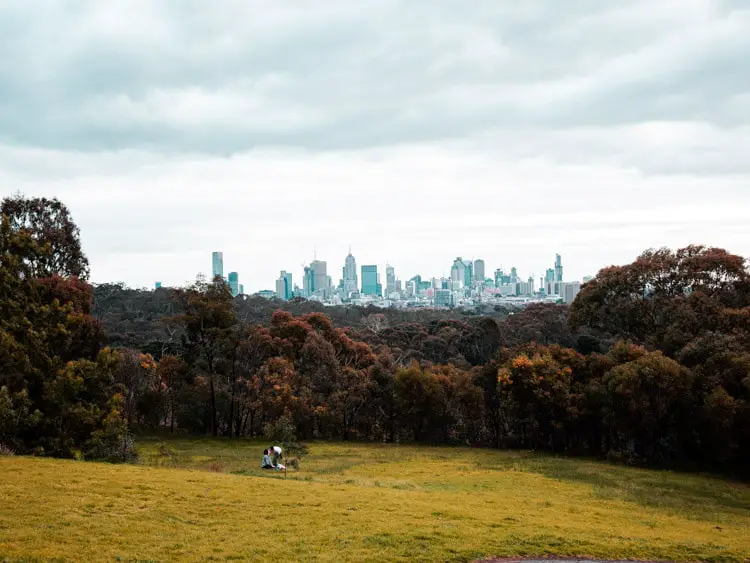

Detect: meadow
1,438,750,562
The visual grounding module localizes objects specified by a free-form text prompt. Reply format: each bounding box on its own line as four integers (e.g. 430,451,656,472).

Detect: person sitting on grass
261,449,275,469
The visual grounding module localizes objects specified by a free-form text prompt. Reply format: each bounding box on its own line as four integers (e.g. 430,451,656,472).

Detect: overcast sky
1,1,749,291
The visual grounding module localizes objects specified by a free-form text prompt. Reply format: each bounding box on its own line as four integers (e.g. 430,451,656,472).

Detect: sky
1,1,749,291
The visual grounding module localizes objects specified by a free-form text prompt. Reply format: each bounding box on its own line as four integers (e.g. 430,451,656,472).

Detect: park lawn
0,439,749,562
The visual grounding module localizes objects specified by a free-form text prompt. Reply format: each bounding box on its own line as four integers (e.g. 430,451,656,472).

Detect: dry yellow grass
1,439,749,562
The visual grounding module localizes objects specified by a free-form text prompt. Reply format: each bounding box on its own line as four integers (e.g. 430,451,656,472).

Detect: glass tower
212,251,224,280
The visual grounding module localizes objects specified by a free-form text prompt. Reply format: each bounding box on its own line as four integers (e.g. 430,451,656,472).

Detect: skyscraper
342,250,358,296
451,257,466,286
275,270,293,300
473,259,485,285
228,272,239,297
385,264,396,295
155,281,162,289
311,260,329,298
212,251,224,280
545,268,556,285
555,254,563,282
494,268,504,288
303,265,313,297
510,267,518,285
361,265,381,296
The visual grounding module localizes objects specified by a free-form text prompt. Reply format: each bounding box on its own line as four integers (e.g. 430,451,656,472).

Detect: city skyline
204,248,582,302
1,3,747,291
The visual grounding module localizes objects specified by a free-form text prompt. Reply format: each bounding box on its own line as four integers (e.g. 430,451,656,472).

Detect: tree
601,348,694,464
570,245,750,354
1,195,89,279
170,277,236,436
0,196,121,457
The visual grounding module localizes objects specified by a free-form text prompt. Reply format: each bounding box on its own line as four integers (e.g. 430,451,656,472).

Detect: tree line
1,196,749,475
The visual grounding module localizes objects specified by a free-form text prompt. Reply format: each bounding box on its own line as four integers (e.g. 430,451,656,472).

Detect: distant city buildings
187,250,585,311
155,281,162,289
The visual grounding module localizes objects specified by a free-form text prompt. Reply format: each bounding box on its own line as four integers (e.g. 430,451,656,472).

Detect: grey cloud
1,0,749,165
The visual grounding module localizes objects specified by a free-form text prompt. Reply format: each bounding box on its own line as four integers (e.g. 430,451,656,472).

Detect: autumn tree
0,196,128,458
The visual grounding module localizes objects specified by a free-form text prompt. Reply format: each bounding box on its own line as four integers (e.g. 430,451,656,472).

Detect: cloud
0,1,748,289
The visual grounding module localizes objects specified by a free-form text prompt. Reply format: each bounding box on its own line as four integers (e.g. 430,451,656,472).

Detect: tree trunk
209,377,218,437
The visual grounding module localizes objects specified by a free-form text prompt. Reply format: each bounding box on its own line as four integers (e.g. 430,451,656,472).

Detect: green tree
170,276,236,436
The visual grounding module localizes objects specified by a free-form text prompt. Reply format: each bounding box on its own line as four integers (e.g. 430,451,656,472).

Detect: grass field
1,438,750,562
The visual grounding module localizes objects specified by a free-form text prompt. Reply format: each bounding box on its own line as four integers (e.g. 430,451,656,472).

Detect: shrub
83,414,138,463
0,443,15,457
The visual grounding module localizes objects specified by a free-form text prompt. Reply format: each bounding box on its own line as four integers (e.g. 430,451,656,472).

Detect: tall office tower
510,267,518,285
545,268,556,285
239,284,244,296
303,265,313,297
561,281,581,304
311,260,329,298
282,271,292,299
212,251,224,280
385,264,396,295
276,270,293,300
473,259,485,285
555,254,563,282
342,250,358,295
451,257,469,286
494,268,504,288
155,281,162,289
228,272,239,297
361,265,380,296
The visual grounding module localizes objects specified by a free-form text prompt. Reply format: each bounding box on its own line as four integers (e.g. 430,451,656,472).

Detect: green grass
1,438,749,562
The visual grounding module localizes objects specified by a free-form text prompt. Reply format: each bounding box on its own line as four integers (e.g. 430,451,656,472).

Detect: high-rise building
228,272,239,297
155,281,162,289
510,267,518,285
361,265,381,296
212,251,224,280
239,284,244,296
545,268,556,285
561,281,581,304
342,250,358,296
434,289,452,307
473,259,485,285
303,265,313,297
311,260,329,298
282,271,292,299
451,257,473,287
385,264,396,295
275,270,293,300
494,269,504,288
555,254,563,282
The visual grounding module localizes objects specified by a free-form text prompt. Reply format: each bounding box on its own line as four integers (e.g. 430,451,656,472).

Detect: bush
0,443,15,457
83,415,138,463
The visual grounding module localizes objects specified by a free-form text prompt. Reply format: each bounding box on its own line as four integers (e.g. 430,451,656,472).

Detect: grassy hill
1,439,749,562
